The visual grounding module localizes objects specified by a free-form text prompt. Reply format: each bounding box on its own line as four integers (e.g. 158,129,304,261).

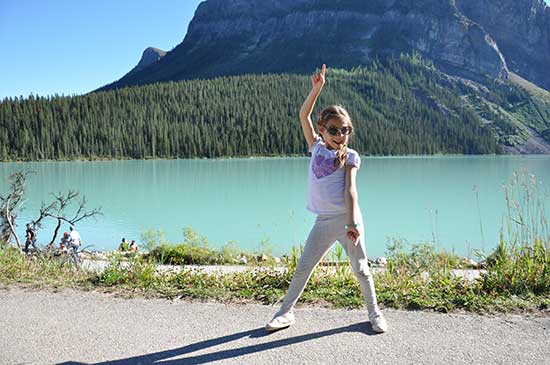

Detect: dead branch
40,192,102,246
5,197,22,248
0,171,32,247
33,201,57,229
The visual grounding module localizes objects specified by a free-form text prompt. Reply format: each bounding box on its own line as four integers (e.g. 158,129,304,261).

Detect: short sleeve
309,136,323,154
346,149,361,169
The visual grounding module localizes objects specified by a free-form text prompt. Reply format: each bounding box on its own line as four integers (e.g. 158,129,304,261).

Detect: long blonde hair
317,105,353,169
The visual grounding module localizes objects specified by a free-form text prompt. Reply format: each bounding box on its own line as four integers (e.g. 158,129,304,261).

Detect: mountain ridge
100,0,548,91
455,0,550,90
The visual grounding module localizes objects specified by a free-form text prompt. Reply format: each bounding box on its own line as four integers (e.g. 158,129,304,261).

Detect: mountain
456,0,550,90
100,0,549,91
128,47,166,75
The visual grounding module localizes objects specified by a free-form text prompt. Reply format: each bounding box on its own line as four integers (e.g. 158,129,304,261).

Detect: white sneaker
265,312,296,332
369,312,388,333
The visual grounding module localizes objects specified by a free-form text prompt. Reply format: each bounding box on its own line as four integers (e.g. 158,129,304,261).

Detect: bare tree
0,171,31,247
1,171,102,250
37,191,102,247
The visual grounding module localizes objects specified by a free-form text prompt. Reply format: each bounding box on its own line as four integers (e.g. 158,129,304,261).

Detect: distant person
68,226,81,255
265,65,387,333
60,232,70,252
24,223,37,253
129,240,138,253
118,238,129,252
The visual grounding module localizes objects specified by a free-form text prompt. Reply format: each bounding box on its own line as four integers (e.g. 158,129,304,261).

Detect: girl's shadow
62,321,378,365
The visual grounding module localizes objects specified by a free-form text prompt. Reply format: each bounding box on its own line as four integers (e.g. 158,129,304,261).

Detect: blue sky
1,0,549,99
0,0,203,99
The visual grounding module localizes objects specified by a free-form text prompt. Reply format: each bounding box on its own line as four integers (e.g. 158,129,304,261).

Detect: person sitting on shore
118,238,129,252
68,226,81,255
129,240,138,253
60,232,69,252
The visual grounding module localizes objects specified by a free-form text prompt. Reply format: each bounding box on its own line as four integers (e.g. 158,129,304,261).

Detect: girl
265,64,387,333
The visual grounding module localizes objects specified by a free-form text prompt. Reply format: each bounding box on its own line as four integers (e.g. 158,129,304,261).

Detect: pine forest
2,55,550,161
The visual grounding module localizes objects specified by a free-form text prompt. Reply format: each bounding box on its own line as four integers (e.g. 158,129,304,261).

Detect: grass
1,237,548,314
0,245,90,288
1,171,549,314
509,72,550,100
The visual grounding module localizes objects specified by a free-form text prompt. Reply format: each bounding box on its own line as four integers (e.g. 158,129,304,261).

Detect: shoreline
5,152,550,164
77,248,484,270
77,256,485,282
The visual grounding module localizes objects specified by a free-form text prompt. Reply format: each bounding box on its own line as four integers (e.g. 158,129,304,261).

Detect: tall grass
0,245,88,287
480,170,550,296
373,240,481,312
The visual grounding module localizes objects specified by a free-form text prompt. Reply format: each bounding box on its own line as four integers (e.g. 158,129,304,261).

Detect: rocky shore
76,250,485,281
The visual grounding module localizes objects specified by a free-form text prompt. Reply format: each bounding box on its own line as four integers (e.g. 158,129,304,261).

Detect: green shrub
140,229,169,252
143,227,271,265
147,243,224,265
96,254,157,287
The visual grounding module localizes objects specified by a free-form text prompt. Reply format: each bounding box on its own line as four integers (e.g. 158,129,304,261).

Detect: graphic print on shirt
312,154,339,179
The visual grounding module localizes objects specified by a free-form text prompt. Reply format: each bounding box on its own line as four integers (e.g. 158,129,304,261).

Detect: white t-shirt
69,230,81,246
307,137,361,215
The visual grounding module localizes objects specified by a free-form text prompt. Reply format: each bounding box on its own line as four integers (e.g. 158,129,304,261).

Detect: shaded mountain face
455,0,550,90
100,0,549,91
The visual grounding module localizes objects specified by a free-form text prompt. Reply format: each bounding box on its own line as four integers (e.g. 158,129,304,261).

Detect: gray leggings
278,212,380,316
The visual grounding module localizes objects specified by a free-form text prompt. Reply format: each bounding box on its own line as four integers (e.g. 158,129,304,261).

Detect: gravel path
1,286,549,364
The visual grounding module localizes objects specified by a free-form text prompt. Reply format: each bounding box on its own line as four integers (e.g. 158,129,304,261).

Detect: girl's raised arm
299,64,326,149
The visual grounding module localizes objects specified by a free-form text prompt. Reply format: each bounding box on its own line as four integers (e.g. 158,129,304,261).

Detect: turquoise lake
1,156,549,258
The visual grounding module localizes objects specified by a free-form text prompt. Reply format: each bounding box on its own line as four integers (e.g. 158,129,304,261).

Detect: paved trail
1,286,549,364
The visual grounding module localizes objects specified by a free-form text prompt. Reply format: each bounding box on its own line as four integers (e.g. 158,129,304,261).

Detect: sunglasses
326,126,353,136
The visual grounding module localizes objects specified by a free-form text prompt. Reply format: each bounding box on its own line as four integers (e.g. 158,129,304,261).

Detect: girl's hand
347,226,360,246
311,64,326,91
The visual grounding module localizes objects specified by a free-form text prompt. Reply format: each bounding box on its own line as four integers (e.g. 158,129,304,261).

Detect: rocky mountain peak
128,47,167,75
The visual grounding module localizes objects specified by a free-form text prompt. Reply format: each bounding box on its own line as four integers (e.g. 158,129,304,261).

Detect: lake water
1,156,549,258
